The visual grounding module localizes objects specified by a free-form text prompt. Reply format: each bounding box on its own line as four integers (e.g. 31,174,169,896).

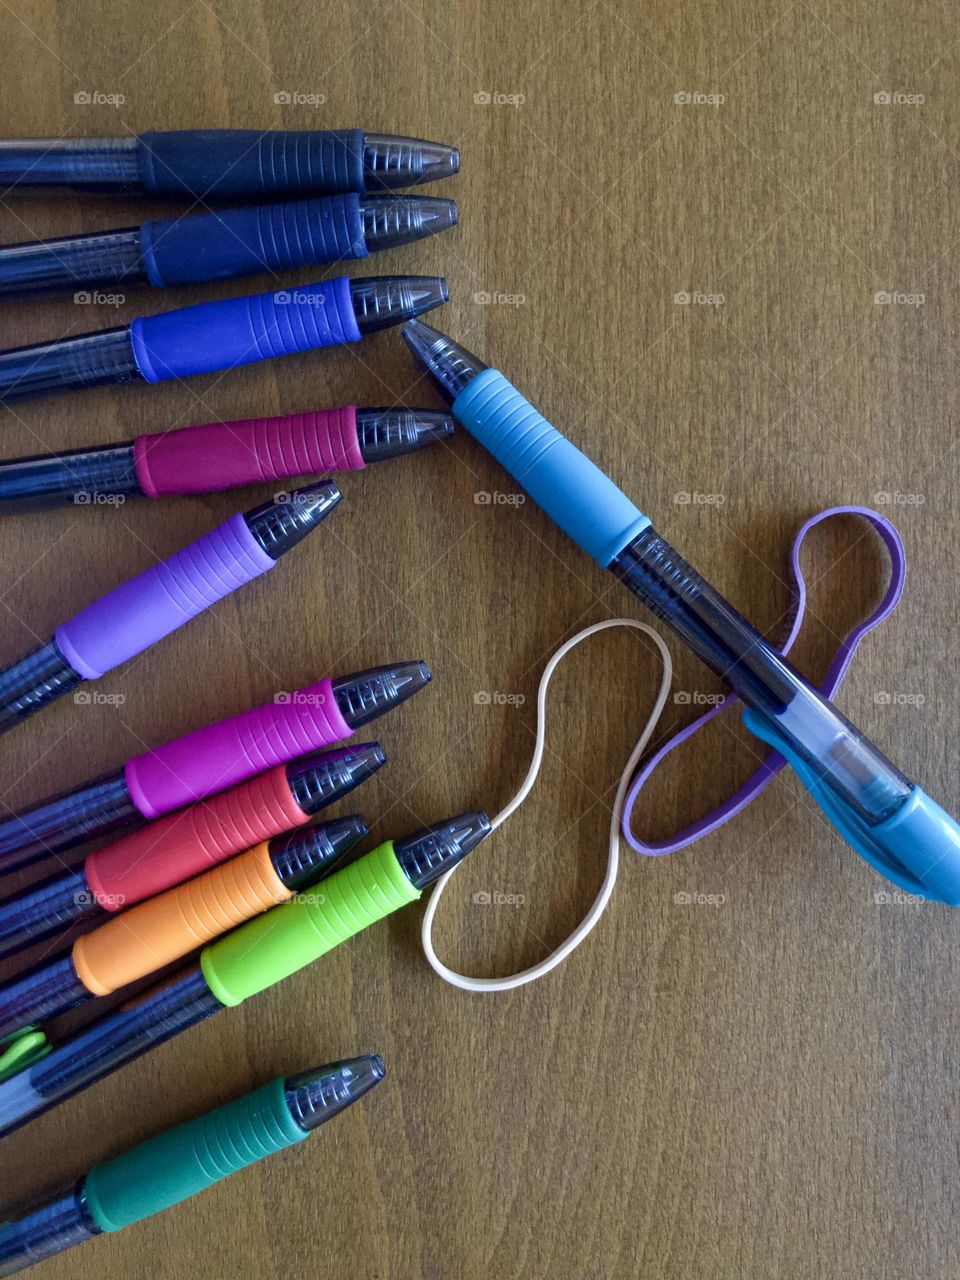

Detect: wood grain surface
0,3,958,1278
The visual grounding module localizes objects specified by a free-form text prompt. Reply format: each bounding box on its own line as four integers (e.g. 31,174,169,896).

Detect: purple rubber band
620,506,906,855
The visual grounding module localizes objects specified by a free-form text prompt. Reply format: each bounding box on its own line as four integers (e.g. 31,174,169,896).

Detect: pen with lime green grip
0,1053,384,1275
0,811,490,1135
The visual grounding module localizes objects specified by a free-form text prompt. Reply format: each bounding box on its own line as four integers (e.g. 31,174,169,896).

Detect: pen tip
401,320,487,403
350,276,449,334
285,1054,386,1132
243,480,342,559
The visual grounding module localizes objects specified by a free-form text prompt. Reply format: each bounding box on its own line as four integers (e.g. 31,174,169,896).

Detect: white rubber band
421,619,674,992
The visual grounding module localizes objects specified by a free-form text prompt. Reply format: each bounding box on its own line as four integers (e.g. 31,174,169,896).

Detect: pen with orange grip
0,815,367,1043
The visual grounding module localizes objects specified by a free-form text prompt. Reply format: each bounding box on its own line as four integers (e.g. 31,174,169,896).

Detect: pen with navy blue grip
0,274,447,405
0,1055,384,1276
403,319,960,907
0,129,459,196
0,194,457,297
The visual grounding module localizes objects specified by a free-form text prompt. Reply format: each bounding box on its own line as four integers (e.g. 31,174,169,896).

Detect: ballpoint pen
0,815,368,1042
0,660,430,874
0,193,458,297
0,742,385,959
0,274,448,405
0,811,489,1133
0,480,340,736
0,406,454,514
0,129,459,197
0,1054,384,1276
402,319,960,905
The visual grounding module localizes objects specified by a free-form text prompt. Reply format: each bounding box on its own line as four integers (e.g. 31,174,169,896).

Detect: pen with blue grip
0,274,447,405
0,193,457,297
0,129,459,196
0,811,489,1134
402,320,960,906
0,1054,384,1275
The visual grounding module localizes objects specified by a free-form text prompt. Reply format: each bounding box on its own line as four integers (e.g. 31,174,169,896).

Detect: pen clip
0,1028,50,1082
743,709,960,905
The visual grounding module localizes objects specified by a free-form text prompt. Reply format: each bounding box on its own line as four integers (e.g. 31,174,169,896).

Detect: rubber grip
84,1075,304,1230
73,841,287,996
54,513,274,680
453,368,651,567
86,764,308,910
124,676,352,819
134,407,365,499
201,839,419,1006
138,129,365,199
128,275,362,383
140,195,367,288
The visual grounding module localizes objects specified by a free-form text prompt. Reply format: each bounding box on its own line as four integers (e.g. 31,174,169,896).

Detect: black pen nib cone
362,133,460,189
350,276,448,335
355,407,455,462
393,809,492,889
401,319,487,403
286,741,386,814
332,660,432,728
269,814,369,890
244,479,341,559
285,1053,386,1131
360,196,458,251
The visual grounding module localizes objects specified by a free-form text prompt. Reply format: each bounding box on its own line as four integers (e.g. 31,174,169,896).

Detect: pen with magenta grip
0,480,340,735
0,274,448,405
402,319,960,905
0,815,368,1042
0,406,454,514
0,742,386,959
0,129,459,196
0,193,458,297
0,1054,384,1276
0,660,430,874
0,812,489,1134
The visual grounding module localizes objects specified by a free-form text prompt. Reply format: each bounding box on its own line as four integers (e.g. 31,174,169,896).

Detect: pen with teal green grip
0,811,490,1135
402,319,960,906
0,1054,383,1276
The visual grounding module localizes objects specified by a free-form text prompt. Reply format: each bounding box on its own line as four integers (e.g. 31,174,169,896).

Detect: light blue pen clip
403,319,960,906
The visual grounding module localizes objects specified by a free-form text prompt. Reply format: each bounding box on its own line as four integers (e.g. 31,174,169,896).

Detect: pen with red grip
0,406,454,514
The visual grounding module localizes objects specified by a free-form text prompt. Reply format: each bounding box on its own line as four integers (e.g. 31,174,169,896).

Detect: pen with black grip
0,406,453,514
0,480,340,735
0,741,386,958
0,274,447,405
0,193,457,298
0,129,459,196
0,812,489,1134
0,661,430,875
0,1055,384,1276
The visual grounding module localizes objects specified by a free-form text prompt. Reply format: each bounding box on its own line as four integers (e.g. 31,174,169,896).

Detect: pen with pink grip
0,405,453,514
0,480,340,735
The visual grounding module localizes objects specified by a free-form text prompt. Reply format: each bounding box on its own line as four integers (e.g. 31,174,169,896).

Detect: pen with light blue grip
403,320,960,905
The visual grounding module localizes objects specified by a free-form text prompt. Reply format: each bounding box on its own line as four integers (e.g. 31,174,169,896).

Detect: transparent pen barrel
0,328,141,404
0,229,147,296
0,1187,98,1276
613,527,912,825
